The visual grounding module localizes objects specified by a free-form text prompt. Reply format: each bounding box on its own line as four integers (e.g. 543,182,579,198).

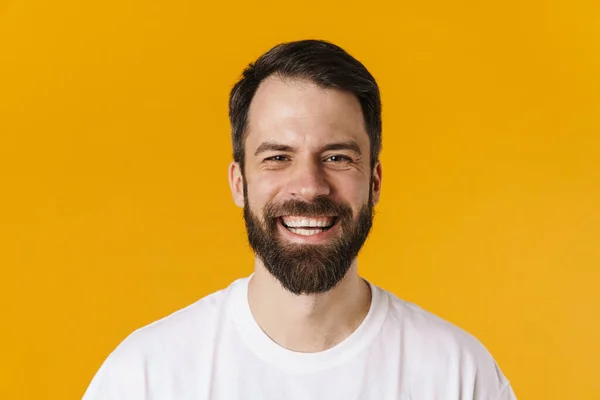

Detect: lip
276,217,341,245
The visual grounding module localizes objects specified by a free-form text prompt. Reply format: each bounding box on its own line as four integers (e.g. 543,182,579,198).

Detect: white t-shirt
83,276,516,399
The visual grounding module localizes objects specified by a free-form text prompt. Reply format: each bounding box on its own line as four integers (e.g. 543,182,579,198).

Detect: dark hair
228,39,382,172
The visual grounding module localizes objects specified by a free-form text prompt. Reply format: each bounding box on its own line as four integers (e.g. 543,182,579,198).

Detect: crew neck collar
230,274,389,373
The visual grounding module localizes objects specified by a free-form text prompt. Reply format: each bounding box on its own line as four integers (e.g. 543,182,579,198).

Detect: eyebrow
254,141,362,156
321,141,362,155
254,142,295,156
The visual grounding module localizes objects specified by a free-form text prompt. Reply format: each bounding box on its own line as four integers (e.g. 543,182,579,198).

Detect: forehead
245,76,368,151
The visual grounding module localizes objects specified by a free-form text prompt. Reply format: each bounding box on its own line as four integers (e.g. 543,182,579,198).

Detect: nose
287,159,331,201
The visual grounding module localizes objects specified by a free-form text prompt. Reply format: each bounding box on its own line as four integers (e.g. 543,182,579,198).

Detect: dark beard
243,184,374,295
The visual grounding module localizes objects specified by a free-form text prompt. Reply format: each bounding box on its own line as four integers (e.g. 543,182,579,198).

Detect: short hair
228,39,382,172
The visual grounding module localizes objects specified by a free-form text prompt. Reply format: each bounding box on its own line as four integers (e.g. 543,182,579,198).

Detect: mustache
263,197,353,219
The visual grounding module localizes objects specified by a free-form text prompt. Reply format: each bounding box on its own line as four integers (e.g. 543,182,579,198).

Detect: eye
325,155,352,163
264,155,290,162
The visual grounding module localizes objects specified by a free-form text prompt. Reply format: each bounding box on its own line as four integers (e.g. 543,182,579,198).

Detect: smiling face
229,76,382,295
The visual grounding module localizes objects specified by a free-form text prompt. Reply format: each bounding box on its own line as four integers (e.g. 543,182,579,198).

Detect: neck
247,258,372,353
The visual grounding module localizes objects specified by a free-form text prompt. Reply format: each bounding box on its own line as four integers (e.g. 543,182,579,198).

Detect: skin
228,76,382,353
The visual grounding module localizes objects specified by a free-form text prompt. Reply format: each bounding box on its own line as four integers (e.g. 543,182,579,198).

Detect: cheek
245,175,280,211
332,175,371,206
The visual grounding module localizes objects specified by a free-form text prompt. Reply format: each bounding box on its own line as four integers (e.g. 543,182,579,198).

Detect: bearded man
83,39,516,400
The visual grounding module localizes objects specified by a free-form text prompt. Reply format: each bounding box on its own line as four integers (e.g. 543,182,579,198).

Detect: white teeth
281,216,334,228
288,228,323,236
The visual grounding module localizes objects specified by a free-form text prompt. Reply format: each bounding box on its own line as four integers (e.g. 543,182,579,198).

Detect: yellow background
1,0,599,398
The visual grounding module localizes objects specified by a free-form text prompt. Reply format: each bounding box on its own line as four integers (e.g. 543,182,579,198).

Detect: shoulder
116,279,240,356
83,279,245,399
381,289,513,397
105,278,244,369
381,290,492,356
387,292,486,353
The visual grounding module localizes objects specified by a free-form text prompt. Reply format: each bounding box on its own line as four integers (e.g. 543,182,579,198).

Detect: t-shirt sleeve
494,382,518,400
81,354,121,400
472,352,517,400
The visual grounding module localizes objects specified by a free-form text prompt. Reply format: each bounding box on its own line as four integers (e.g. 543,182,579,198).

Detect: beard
243,183,374,295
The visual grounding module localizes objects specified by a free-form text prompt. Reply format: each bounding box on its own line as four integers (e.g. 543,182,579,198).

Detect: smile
279,215,337,236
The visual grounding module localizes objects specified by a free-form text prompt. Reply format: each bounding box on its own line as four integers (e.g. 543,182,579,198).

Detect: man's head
227,40,382,295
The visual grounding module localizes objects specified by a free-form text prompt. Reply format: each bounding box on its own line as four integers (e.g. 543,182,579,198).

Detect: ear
228,161,245,208
371,161,382,205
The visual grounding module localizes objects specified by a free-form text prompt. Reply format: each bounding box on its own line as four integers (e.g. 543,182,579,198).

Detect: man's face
229,77,382,295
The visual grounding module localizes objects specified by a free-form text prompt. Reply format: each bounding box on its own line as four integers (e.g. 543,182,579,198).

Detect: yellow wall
1,0,599,398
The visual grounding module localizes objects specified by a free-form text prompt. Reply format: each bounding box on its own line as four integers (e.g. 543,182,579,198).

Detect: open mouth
279,215,337,236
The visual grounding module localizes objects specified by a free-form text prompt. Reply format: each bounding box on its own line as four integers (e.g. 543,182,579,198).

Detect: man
83,40,516,399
